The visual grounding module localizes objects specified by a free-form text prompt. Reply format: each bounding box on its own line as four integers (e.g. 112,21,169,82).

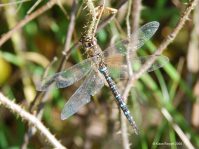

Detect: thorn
86,13,90,16
187,16,191,21
83,5,88,10
116,130,122,135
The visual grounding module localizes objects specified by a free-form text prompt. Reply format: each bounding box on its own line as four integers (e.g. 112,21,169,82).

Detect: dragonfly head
80,36,97,49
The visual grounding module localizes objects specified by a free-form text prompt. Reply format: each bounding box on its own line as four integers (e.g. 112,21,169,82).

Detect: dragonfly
36,21,169,134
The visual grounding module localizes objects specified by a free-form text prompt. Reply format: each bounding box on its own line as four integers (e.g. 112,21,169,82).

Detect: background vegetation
0,0,199,148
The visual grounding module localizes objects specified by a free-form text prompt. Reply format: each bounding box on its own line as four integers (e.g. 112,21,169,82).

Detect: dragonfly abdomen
99,66,139,134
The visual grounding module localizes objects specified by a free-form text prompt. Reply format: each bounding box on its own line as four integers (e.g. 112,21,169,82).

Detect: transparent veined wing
105,55,169,80
103,21,159,57
36,57,94,91
61,70,104,120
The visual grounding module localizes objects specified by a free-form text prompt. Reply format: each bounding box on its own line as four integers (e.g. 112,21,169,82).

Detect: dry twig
0,92,66,149
0,0,30,7
0,0,58,47
59,0,78,71
22,1,78,147
120,0,142,148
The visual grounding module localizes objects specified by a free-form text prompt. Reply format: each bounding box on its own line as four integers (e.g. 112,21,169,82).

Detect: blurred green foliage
0,0,199,148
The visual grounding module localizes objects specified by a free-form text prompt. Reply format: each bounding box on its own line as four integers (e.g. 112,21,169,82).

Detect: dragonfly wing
133,55,169,73
36,58,94,91
106,55,169,79
89,72,105,96
103,21,159,57
61,70,104,120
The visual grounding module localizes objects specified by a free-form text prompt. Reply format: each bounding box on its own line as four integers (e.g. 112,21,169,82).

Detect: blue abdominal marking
99,65,139,134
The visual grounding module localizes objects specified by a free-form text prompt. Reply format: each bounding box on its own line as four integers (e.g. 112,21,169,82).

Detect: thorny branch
83,0,98,37
0,93,66,149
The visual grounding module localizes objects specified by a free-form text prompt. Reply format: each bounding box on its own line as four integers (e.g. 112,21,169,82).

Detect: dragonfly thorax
80,36,103,57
